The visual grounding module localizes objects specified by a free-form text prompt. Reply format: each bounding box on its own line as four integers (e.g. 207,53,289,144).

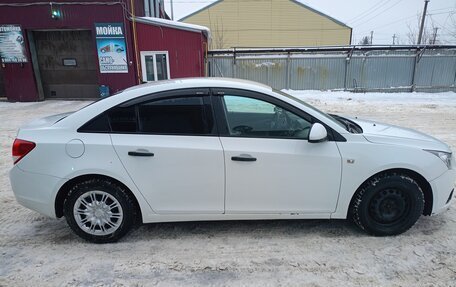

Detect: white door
140,51,170,82
215,91,342,214
110,90,225,214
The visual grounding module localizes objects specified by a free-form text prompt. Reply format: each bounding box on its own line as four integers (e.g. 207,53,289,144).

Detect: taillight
12,139,36,164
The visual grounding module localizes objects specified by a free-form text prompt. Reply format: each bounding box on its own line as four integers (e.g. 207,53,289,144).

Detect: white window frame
140,51,171,82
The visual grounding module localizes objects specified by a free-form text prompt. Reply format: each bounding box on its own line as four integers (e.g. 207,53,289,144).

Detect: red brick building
0,0,209,101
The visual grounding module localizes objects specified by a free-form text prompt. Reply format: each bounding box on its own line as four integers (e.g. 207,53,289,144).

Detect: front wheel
350,173,424,236
63,178,137,243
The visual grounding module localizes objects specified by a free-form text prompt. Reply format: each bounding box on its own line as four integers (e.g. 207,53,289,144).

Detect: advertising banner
0,25,27,63
95,23,128,73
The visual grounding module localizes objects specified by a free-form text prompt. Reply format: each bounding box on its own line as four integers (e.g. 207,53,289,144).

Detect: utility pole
170,0,174,20
392,34,397,45
417,0,430,44
370,31,374,45
432,27,438,44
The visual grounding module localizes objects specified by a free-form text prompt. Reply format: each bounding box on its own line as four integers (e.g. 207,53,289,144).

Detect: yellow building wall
181,0,352,49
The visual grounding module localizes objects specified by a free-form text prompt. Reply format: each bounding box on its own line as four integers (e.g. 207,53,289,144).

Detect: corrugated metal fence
207,46,456,92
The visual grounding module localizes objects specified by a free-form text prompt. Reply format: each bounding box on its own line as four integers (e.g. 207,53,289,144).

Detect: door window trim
140,51,170,82
78,88,218,136
135,94,217,136
77,87,345,141
210,88,344,142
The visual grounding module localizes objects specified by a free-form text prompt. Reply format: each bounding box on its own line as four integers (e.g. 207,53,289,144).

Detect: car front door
110,89,225,214
212,89,342,214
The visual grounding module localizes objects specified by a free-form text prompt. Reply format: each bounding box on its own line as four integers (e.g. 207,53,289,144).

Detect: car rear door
110,89,225,214
212,89,342,214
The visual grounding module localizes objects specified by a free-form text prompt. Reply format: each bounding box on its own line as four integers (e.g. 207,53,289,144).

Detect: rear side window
138,96,212,135
78,95,214,135
78,113,110,133
108,106,137,133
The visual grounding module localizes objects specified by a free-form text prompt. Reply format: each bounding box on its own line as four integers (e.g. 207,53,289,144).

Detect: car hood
348,117,451,152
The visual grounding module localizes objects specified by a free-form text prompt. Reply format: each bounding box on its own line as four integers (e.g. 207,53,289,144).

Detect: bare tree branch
212,18,226,49
406,13,434,44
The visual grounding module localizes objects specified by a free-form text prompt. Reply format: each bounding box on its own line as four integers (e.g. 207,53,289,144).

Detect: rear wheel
350,173,424,236
63,178,137,243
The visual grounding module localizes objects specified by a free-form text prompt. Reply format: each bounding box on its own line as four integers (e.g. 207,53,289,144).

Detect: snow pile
284,90,456,106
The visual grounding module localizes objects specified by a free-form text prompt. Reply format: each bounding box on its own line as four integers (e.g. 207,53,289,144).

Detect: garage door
34,30,98,99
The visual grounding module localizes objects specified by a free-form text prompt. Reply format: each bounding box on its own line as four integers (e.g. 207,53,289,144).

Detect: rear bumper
430,168,456,215
9,166,63,218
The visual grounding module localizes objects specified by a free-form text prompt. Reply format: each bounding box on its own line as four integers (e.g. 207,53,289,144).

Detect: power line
428,14,454,35
354,11,456,44
347,0,388,23
348,0,394,24
353,0,406,27
356,10,456,34
356,14,419,35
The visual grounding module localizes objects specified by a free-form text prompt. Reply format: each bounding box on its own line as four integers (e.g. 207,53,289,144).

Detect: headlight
424,150,452,169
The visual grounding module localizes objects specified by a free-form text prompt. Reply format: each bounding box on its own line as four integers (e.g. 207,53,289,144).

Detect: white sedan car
10,78,455,243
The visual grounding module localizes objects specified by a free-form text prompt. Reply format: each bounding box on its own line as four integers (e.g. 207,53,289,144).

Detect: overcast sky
164,0,456,45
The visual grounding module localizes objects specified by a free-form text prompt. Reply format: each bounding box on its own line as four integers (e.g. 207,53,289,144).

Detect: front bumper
430,168,456,215
9,166,63,218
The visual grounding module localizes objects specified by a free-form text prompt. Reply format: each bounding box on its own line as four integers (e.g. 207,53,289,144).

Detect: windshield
275,89,346,130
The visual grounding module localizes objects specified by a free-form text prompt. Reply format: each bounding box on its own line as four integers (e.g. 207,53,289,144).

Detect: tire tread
63,178,138,243
350,172,424,236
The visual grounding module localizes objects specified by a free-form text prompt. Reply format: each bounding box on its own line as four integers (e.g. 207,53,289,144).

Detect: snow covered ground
287,90,456,106
1,92,456,286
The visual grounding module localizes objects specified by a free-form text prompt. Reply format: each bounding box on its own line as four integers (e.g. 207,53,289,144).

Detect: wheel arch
55,174,143,223
348,168,433,217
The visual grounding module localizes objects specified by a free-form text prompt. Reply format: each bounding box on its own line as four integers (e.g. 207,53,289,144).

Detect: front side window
221,95,311,139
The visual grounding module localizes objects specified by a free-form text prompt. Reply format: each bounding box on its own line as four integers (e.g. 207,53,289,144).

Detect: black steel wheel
350,173,424,236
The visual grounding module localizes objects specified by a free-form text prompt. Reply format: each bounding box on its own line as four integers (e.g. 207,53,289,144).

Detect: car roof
57,78,275,128
122,77,273,95
57,77,348,135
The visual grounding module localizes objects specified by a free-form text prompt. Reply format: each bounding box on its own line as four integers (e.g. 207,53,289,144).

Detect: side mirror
308,123,328,143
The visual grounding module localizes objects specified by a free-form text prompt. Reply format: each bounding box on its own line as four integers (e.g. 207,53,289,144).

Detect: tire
350,173,424,236
63,178,137,243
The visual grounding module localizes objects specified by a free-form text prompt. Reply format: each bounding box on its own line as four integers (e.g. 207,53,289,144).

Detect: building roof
135,17,211,39
290,0,350,28
179,0,350,29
